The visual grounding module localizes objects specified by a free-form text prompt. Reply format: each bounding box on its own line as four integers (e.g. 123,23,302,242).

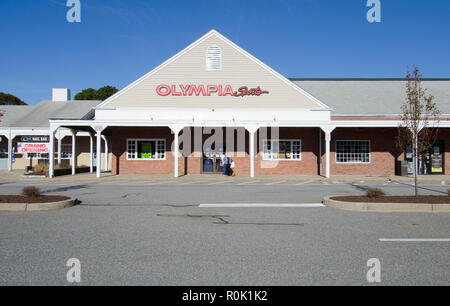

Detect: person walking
229,156,235,177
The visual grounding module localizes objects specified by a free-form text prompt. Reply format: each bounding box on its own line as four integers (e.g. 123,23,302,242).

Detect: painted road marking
265,181,286,186
198,203,325,208
295,181,313,185
179,182,205,185
207,181,231,185
379,238,450,242
236,181,260,185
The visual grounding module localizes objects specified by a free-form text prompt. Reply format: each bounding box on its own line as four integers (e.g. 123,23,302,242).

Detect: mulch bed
331,196,450,204
0,195,70,204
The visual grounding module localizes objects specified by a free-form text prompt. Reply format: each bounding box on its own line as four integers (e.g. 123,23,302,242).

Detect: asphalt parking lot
0,180,449,285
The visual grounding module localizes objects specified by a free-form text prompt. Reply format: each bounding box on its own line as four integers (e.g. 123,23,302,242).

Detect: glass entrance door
202,147,224,174
419,141,444,175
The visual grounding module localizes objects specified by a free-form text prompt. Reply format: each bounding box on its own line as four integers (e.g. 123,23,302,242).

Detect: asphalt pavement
0,180,449,285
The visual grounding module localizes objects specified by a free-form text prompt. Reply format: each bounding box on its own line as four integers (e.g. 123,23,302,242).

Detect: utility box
396,160,410,176
400,160,409,176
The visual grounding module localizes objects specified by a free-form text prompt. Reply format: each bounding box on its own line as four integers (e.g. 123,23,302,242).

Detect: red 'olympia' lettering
156,84,269,97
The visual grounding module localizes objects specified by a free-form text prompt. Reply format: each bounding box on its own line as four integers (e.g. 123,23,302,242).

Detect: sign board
20,136,49,143
156,84,269,97
17,143,50,154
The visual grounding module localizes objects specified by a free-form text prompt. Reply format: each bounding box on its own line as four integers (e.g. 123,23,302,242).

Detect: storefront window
60,144,72,159
127,139,165,160
263,140,301,160
0,147,7,159
336,140,370,163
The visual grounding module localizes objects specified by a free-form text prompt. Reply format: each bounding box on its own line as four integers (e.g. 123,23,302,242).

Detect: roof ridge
290,78,450,81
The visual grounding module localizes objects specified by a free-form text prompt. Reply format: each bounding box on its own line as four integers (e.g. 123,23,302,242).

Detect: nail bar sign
21,136,49,143
156,84,269,97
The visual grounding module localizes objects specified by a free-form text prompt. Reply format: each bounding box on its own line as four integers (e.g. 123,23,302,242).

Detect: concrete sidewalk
1,170,450,183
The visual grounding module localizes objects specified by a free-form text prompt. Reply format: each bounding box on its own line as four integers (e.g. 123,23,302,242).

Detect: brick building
3,30,450,178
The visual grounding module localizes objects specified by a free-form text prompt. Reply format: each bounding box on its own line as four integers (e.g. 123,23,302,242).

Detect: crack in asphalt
156,214,304,227
121,193,142,199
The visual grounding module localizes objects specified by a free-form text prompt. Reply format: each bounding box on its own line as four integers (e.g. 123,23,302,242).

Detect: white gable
98,30,330,110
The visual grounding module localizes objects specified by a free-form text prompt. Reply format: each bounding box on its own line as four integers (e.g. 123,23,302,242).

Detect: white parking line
207,181,230,185
265,181,286,186
379,238,450,242
236,181,260,185
199,203,325,208
295,181,313,185
145,182,170,185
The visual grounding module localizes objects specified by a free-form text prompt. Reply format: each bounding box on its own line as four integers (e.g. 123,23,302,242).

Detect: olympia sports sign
17,143,50,154
156,84,269,97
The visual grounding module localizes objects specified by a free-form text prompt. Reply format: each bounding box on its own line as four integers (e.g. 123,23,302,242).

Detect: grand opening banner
17,143,50,154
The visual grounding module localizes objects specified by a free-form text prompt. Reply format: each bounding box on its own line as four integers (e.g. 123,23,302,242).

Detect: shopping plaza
1,30,450,178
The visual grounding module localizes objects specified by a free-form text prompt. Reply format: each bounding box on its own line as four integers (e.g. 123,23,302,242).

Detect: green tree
95,86,118,101
74,86,118,101
0,92,28,105
74,88,97,100
397,67,441,196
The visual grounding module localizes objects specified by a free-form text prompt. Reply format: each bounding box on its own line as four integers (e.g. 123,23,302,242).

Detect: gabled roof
292,79,450,116
0,105,34,127
97,29,330,110
0,100,101,128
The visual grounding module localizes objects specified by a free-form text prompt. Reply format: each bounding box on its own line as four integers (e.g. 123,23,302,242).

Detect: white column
96,131,102,178
319,129,322,176
71,130,76,175
49,130,56,178
245,125,259,178
169,125,184,178
57,129,62,165
102,136,109,172
320,126,335,179
89,133,94,173
174,131,179,177
249,131,255,178
7,130,13,172
325,132,331,178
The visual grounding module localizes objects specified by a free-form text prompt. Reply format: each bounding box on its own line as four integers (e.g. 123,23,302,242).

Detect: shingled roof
0,100,101,128
291,79,450,116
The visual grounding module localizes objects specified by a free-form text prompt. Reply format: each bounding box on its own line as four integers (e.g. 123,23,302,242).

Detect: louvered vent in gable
206,45,222,70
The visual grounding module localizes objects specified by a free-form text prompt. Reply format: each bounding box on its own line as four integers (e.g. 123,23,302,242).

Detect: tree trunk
413,134,419,196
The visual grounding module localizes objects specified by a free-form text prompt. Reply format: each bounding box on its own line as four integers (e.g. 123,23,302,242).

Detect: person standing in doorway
221,152,229,176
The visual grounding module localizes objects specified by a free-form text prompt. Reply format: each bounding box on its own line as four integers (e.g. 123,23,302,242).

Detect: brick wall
323,127,403,176
111,126,450,176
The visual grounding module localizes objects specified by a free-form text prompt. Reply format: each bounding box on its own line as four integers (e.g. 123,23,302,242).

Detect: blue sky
1,0,450,105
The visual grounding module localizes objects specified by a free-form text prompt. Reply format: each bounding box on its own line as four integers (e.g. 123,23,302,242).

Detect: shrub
22,186,41,198
55,163,71,169
366,188,385,198
32,163,48,175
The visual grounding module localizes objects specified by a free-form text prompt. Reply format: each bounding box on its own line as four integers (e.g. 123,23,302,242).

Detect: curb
323,196,450,213
0,198,77,212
